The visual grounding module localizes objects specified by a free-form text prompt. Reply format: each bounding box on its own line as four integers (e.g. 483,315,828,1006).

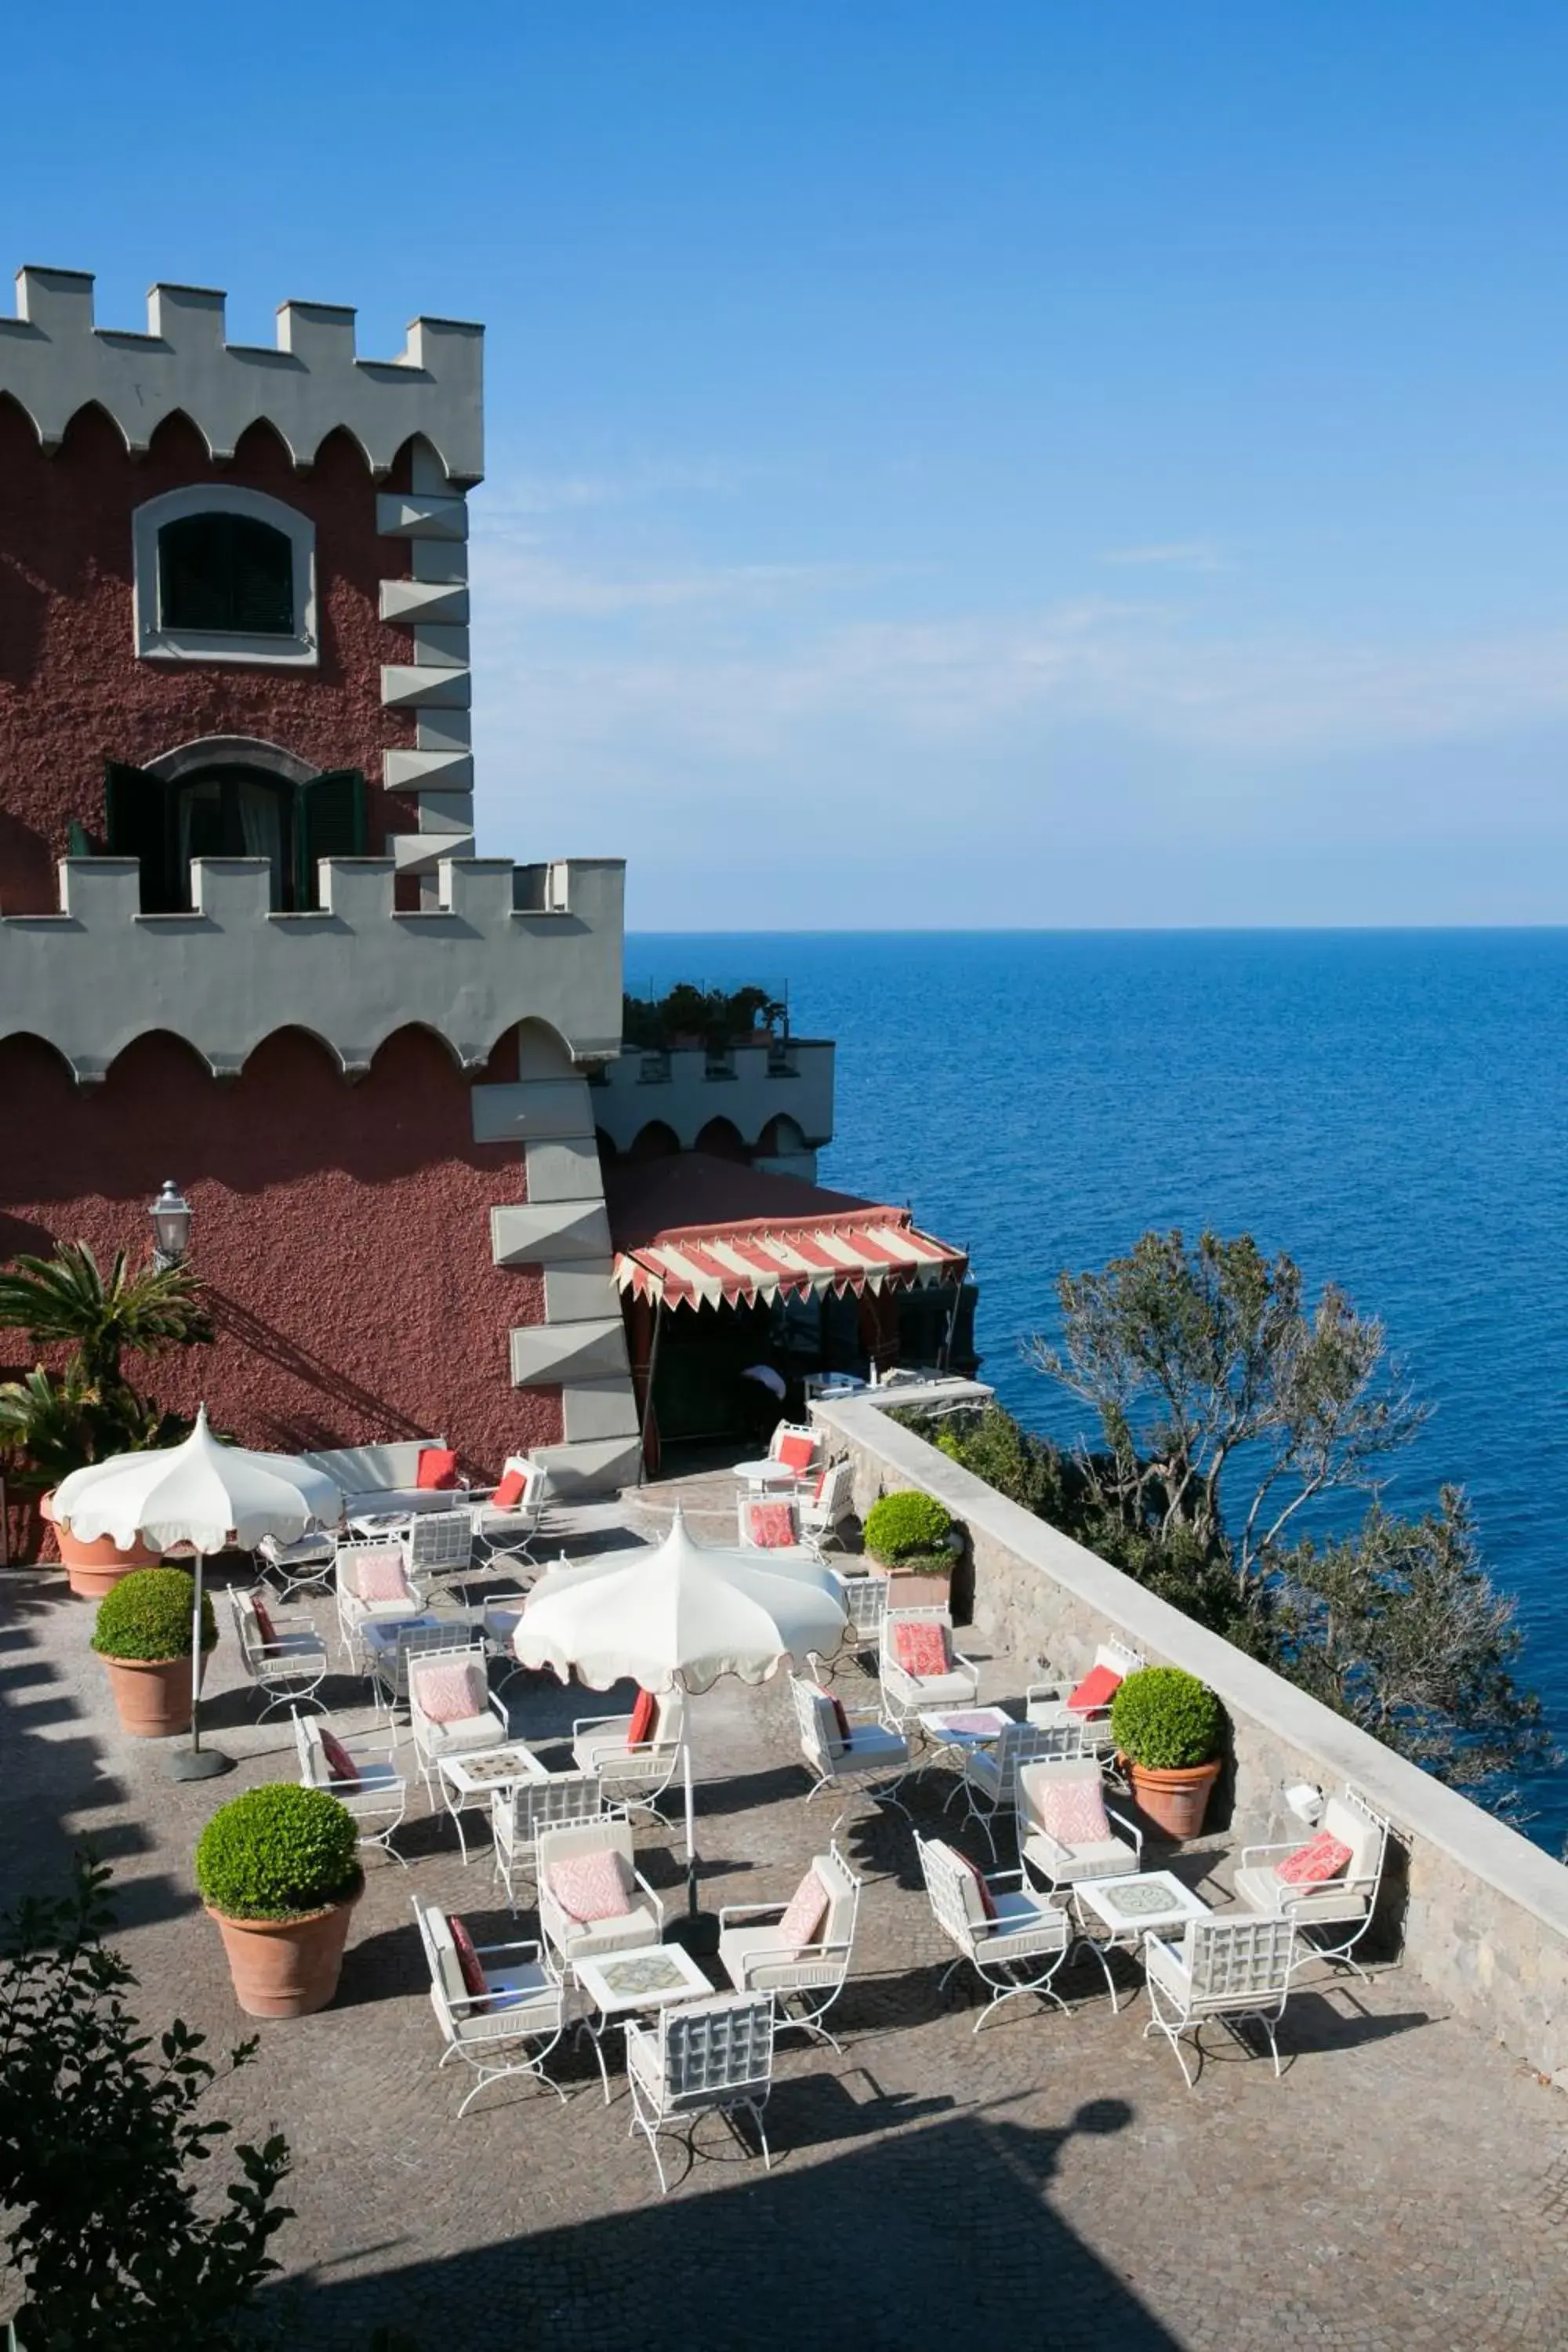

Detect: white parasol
54,1408,341,1778
513,1504,845,1926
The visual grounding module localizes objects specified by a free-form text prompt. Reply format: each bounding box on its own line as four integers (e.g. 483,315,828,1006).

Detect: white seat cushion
420,1711,502,1756
1234,1863,1369,1925
985,1891,1066,1951
1022,1830,1133,1882
720,1922,828,1992
351,1761,402,1798
561,1899,662,1960
842,1726,907,1766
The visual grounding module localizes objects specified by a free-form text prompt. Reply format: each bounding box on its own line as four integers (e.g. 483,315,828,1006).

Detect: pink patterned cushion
352,1551,410,1602
1033,1774,1111,1847
776,1432,815,1472
1276,1831,1353,1887
414,1659,488,1726
779,1869,828,1951
549,1848,632,1925
749,1501,797,1549
892,1621,951,1679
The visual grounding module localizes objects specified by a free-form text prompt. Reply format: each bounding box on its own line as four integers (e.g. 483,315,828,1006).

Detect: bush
91,1567,216,1663
195,1787,361,1923
1109,1666,1224,1769
862,1488,954,1566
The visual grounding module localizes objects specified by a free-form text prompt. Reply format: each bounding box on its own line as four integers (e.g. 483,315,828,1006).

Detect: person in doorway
739,1361,786,1445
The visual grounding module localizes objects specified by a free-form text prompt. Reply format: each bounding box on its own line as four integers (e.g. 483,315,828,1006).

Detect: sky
7,4,1568,927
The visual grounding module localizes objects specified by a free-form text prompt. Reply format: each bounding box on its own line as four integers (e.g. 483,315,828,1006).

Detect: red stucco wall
0,1025,560,1507
0,400,417,911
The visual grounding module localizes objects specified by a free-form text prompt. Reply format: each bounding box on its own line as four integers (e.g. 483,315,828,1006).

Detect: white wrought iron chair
406,1643,510,1800
800,1459,858,1559
1018,1756,1144,1890
789,1674,911,1832
624,1992,775,2196
292,1709,408,1864
717,1842,862,2052
365,1616,474,1719
256,1526,337,1602
404,1507,475,1597
1143,1914,1300,2088
1026,1639,1143,1760
916,1834,1115,2032
572,1690,686,1820
735,1494,815,1560
335,1541,423,1671
470,1457,550,1571
879,1607,982,1729
412,1896,568,2115
536,1817,667,1972
227,1587,329,1719
956,1719,1085,1859
492,1769,608,1912
821,1566,891,1678
1232,1785,1392,1980
764,1421,822,1483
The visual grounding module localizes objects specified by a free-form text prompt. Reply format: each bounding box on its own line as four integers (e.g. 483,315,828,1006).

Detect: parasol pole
167,1547,231,1781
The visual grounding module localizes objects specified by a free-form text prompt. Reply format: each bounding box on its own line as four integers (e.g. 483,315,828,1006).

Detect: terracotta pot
102,1653,195,1737
43,1491,160,1599
1128,1757,1222,1841
208,1894,360,2019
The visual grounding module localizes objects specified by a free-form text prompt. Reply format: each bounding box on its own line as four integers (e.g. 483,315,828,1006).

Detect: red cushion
892,1621,951,1679
1276,1831,1354,1887
447,1915,488,2007
416,1446,462,1491
626,1687,658,1747
251,1594,278,1645
812,1465,832,1503
1066,1663,1123,1717
491,1466,528,1510
776,1431,815,1472
319,1728,360,1788
829,1694,851,1743
748,1501,797,1549
956,1849,999,1922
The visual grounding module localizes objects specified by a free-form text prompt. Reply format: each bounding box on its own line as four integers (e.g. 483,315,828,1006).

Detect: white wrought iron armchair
1018,1756,1144,1891
916,1833,1114,2031
955,1719,1084,1858
403,1507,475,1598
536,1818,667,1972
292,1709,408,1864
624,1992,775,2196
335,1541,423,1671
492,1769,607,1912
1143,1914,1300,2088
572,1690,686,1821
227,1587,328,1719
789,1674,911,1832
717,1842,862,2052
406,1643,510,1801
879,1607,982,1728
1232,1785,1392,1980
800,1460,858,1560
412,1896,568,2115
1026,1639,1143,1759
822,1566,891,1676
470,1456,551,1570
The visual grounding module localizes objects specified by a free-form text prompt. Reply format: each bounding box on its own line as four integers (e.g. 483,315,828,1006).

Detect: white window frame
132,485,318,667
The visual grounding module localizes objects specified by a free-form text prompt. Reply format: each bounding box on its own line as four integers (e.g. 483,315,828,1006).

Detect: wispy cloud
1098,539,1234,574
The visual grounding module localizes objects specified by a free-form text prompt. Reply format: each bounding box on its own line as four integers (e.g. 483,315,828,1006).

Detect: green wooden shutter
103,761,176,912
66,818,93,858
293,769,368,909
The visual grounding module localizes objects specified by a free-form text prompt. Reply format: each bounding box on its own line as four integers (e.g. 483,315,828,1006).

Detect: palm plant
0,1243,212,1491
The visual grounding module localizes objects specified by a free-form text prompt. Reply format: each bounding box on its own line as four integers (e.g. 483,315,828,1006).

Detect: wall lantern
150,1180,194,1271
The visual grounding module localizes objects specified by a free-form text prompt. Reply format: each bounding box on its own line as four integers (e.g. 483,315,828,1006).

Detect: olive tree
1026,1229,1428,1596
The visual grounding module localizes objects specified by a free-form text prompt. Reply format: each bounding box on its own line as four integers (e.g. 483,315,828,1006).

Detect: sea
626,929,1568,1851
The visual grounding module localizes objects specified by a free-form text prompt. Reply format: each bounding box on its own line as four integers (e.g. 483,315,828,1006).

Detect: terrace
2,1456,1566,2347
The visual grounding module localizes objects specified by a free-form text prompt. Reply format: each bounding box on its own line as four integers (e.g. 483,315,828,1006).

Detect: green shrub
1109,1666,1224,1769
90,1567,215,1663
862,1488,955,1566
194,1786,361,1923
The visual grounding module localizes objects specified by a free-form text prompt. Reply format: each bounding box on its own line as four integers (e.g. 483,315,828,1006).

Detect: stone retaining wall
815,1394,1568,2081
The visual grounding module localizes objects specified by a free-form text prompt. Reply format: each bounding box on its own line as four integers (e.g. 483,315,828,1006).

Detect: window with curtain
104,763,366,913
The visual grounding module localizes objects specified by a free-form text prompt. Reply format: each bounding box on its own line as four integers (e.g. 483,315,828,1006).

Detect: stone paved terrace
3,1475,1567,2350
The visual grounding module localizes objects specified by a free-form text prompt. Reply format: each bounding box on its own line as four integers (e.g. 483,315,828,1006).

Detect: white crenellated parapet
0,854,624,1081
0,266,483,478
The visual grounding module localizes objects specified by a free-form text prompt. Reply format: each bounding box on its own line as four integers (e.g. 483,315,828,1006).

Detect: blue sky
9,4,1568,926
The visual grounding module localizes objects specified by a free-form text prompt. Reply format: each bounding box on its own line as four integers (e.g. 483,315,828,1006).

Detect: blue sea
627,931,1568,1849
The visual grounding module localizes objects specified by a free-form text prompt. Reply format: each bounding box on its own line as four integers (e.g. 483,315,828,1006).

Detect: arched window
103,759,365,913
132,487,317,666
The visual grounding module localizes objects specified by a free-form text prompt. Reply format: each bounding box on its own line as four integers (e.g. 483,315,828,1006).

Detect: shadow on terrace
264,2089,1182,2352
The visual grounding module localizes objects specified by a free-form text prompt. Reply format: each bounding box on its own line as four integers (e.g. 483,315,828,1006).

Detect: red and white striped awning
615,1210,966,1312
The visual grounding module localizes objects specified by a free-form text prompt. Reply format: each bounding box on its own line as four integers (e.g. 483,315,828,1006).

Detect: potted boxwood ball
1110,1665,1225,1839
863,1490,959,1576
196,1784,363,2019
91,1566,216,1738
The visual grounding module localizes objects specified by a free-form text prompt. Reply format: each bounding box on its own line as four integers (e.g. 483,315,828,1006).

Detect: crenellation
0,263,483,477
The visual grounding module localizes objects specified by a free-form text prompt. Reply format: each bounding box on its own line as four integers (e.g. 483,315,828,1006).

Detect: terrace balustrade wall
815,1392,1568,2082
